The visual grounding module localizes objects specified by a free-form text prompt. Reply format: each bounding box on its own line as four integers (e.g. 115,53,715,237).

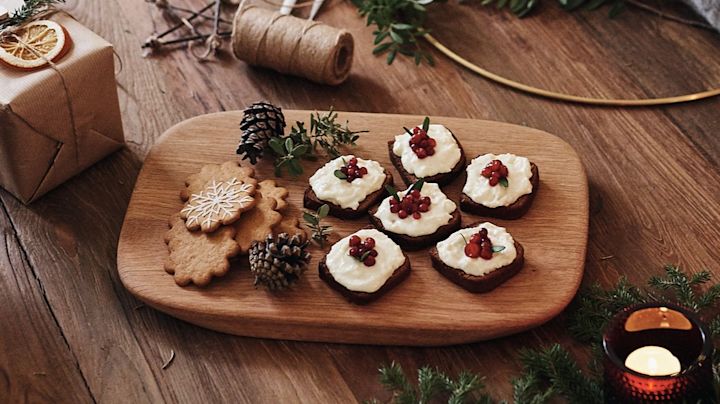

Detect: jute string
231,3,353,85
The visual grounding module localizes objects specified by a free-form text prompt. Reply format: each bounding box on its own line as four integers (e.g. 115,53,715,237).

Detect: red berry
390,205,400,213
499,165,509,177
360,167,368,175
398,210,408,219
349,235,361,246
491,159,501,170
413,212,422,219
364,238,376,249
480,228,488,236
416,149,427,159
418,203,429,212
349,247,359,256
420,139,428,148
421,196,431,205
428,138,437,147
347,168,356,177
364,256,376,266
426,148,435,156
489,177,499,186
480,249,493,260
349,157,358,165
469,234,482,244
369,250,378,257
410,190,421,199
464,243,481,258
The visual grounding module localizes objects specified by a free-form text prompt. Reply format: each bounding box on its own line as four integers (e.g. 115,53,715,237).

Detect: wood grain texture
117,111,589,345
0,0,717,401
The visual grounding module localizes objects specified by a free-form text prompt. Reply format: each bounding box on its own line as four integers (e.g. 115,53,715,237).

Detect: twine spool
231,4,353,85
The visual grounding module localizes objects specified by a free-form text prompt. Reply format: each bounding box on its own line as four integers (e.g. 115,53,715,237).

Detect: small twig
163,4,232,24
625,0,714,30
153,1,216,40
143,31,231,48
161,350,175,370
600,255,615,261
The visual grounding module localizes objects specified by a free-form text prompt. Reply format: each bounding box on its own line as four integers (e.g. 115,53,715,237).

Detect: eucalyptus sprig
0,0,65,30
303,204,332,247
352,0,437,65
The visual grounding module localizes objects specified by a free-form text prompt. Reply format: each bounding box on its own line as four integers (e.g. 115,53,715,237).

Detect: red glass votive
602,302,715,403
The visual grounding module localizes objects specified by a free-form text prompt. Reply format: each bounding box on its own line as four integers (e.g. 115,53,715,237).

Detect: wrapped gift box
0,12,124,204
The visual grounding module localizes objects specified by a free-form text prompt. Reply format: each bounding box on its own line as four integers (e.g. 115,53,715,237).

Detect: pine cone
249,232,311,291
236,102,286,164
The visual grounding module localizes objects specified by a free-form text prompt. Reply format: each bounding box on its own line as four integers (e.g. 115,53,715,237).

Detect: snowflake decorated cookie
180,178,257,232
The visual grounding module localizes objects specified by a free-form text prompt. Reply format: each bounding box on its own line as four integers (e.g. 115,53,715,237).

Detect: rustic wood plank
0,200,94,403
0,0,716,401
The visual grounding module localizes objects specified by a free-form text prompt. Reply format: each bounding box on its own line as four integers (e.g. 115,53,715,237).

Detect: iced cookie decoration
430,222,524,293
319,229,410,305
389,117,466,186
180,178,257,233
304,155,393,219
460,153,539,219
369,181,461,250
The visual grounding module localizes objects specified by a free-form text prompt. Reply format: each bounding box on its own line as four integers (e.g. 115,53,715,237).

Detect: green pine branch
1,0,65,30
371,265,720,403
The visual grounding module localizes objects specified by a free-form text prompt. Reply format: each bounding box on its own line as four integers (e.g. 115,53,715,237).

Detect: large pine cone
236,102,286,164
249,233,311,291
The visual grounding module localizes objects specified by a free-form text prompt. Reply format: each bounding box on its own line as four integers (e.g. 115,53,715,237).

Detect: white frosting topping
462,153,533,208
308,155,386,210
437,222,517,277
373,183,456,237
392,124,462,178
326,229,405,293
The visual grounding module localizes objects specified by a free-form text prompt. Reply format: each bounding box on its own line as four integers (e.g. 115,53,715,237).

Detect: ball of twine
231,4,354,85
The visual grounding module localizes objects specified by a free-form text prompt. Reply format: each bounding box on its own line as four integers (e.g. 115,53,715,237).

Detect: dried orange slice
0,20,72,70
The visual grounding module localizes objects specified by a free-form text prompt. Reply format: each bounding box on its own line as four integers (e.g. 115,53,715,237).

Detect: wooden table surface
2,0,719,402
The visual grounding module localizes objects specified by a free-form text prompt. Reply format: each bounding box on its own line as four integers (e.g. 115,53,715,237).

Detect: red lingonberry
398,210,408,219
464,243,480,258
349,235,361,246
364,256,376,266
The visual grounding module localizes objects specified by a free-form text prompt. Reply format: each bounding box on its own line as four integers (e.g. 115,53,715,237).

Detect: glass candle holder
602,302,715,403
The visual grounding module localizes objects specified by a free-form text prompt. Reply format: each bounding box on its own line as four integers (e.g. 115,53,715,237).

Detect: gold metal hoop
424,33,720,106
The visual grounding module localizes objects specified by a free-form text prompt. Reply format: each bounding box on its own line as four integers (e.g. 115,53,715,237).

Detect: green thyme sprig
352,0,437,65
269,109,367,177
302,204,332,247
0,0,65,30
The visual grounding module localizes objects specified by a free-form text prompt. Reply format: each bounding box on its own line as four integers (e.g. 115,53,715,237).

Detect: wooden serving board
117,111,588,346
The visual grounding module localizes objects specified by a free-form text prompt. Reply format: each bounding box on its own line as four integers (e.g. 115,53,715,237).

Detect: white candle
625,346,681,376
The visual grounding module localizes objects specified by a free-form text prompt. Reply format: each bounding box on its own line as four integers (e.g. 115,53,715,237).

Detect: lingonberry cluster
337,157,368,182
409,127,437,159
389,189,431,220
349,235,377,266
481,159,509,186
464,228,494,260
